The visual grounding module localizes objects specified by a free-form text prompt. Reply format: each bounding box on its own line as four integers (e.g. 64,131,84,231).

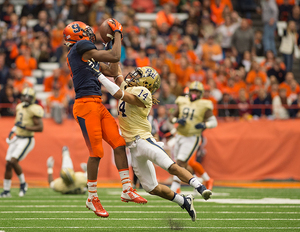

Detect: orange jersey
135,57,150,67
13,78,33,93
202,43,222,70
174,64,194,87
156,10,174,28
279,82,292,96
44,75,67,92
51,28,64,51
211,2,226,25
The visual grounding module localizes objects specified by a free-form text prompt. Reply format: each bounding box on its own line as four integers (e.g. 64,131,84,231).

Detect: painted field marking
0,218,299,221
0,211,299,214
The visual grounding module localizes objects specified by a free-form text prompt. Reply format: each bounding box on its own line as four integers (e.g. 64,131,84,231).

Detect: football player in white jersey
1,87,44,197
47,146,87,194
169,81,218,194
87,61,212,221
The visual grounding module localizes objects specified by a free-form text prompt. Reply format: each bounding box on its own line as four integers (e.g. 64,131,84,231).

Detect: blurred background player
47,146,87,194
169,81,217,194
63,19,146,218
86,62,212,222
1,87,44,198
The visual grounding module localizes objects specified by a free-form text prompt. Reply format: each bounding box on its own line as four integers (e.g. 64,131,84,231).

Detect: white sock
170,176,181,192
201,172,210,181
172,192,184,206
18,173,25,184
61,149,73,169
189,177,201,188
119,169,132,191
87,181,98,198
3,179,11,191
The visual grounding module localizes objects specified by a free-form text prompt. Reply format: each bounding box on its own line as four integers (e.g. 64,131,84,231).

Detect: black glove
15,121,26,130
195,122,206,129
86,59,101,78
177,118,187,126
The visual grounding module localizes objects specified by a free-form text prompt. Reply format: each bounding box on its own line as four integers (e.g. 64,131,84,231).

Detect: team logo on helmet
63,21,96,47
125,67,161,94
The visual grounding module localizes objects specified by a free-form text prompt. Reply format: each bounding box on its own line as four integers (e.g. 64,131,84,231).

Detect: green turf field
0,186,300,232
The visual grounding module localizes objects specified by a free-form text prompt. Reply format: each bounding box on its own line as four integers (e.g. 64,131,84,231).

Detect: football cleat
0,190,12,198
204,178,214,191
121,187,147,204
86,196,109,218
19,182,28,197
181,194,196,222
196,185,212,200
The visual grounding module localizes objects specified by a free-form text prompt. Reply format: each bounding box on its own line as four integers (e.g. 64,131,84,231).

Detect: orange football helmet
63,21,96,47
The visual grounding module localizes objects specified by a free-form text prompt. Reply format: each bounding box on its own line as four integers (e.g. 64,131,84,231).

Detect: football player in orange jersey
63,20,147,218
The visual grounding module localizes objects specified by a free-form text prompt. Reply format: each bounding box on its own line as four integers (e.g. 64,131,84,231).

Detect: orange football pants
73,96,126,158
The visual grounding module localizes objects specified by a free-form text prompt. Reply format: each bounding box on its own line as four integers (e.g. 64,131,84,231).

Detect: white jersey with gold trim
15,103,44,137
118,81,153,143
176,96,213,137
50,172,87,194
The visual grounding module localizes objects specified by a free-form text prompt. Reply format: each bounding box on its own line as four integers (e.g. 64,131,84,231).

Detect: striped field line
0,211,299,214
0,218,299,221
0,227,300,230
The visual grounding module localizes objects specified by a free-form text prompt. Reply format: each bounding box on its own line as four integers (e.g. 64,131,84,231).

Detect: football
99,18,114,43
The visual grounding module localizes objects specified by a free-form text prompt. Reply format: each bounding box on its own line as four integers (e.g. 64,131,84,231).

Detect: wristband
47,168,53,174
114,75,123,82
120,90,125,100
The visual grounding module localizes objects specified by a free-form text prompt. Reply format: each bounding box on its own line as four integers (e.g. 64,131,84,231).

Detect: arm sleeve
76,40,97,56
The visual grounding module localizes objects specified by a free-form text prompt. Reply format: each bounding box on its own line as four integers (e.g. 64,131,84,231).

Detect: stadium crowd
0,0,300,126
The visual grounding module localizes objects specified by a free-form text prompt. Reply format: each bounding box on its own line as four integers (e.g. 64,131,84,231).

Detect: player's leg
131,142,196,221
61,146,74,170
100,105,147,203
73,100,108,217
188,153,214,190
170,135,200,193
2,137,35,197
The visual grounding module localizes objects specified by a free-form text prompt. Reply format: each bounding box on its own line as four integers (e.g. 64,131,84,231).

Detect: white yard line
0,226,299,230
0,211,299,214
0,218,299,221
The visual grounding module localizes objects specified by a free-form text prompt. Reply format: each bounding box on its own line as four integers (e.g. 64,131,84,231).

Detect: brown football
99,18,114,43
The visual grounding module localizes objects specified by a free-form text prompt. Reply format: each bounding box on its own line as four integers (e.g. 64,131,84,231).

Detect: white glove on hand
6,136,17,144
47,156,54,168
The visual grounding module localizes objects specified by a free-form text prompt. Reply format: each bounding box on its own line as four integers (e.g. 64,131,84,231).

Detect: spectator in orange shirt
249,76,265,101
131,0,155,13
15,46,37,77
260,50,286,71
50,20,65,52
233,69,247,93
166,33,181,58
43,68,66,92
279,71,294,96
276,0,295,5
225,77,239,99
135,49,150,67
288,79,300,101
196,35,223,70
269,80,280,99
46,85,68,124
159,0,180,7
189,63,206,84
246,61,268,85
211,0,227,25
156,3,174,29
175,41,200,65
12,69,33,96
174,56,194,87
211,0,233,10
202,84,218,116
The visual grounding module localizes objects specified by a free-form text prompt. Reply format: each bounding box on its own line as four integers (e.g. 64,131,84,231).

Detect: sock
87,180,98,198
170,176,181,192
3,179,11,191
171,192,184,206
189,177,202,189
119,169,132,191
61,148,73,169
201,172,210,181
18,173,25,184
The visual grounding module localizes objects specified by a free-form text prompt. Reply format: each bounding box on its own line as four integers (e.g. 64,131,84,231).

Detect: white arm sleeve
98,73,120,96
205,116,218,129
